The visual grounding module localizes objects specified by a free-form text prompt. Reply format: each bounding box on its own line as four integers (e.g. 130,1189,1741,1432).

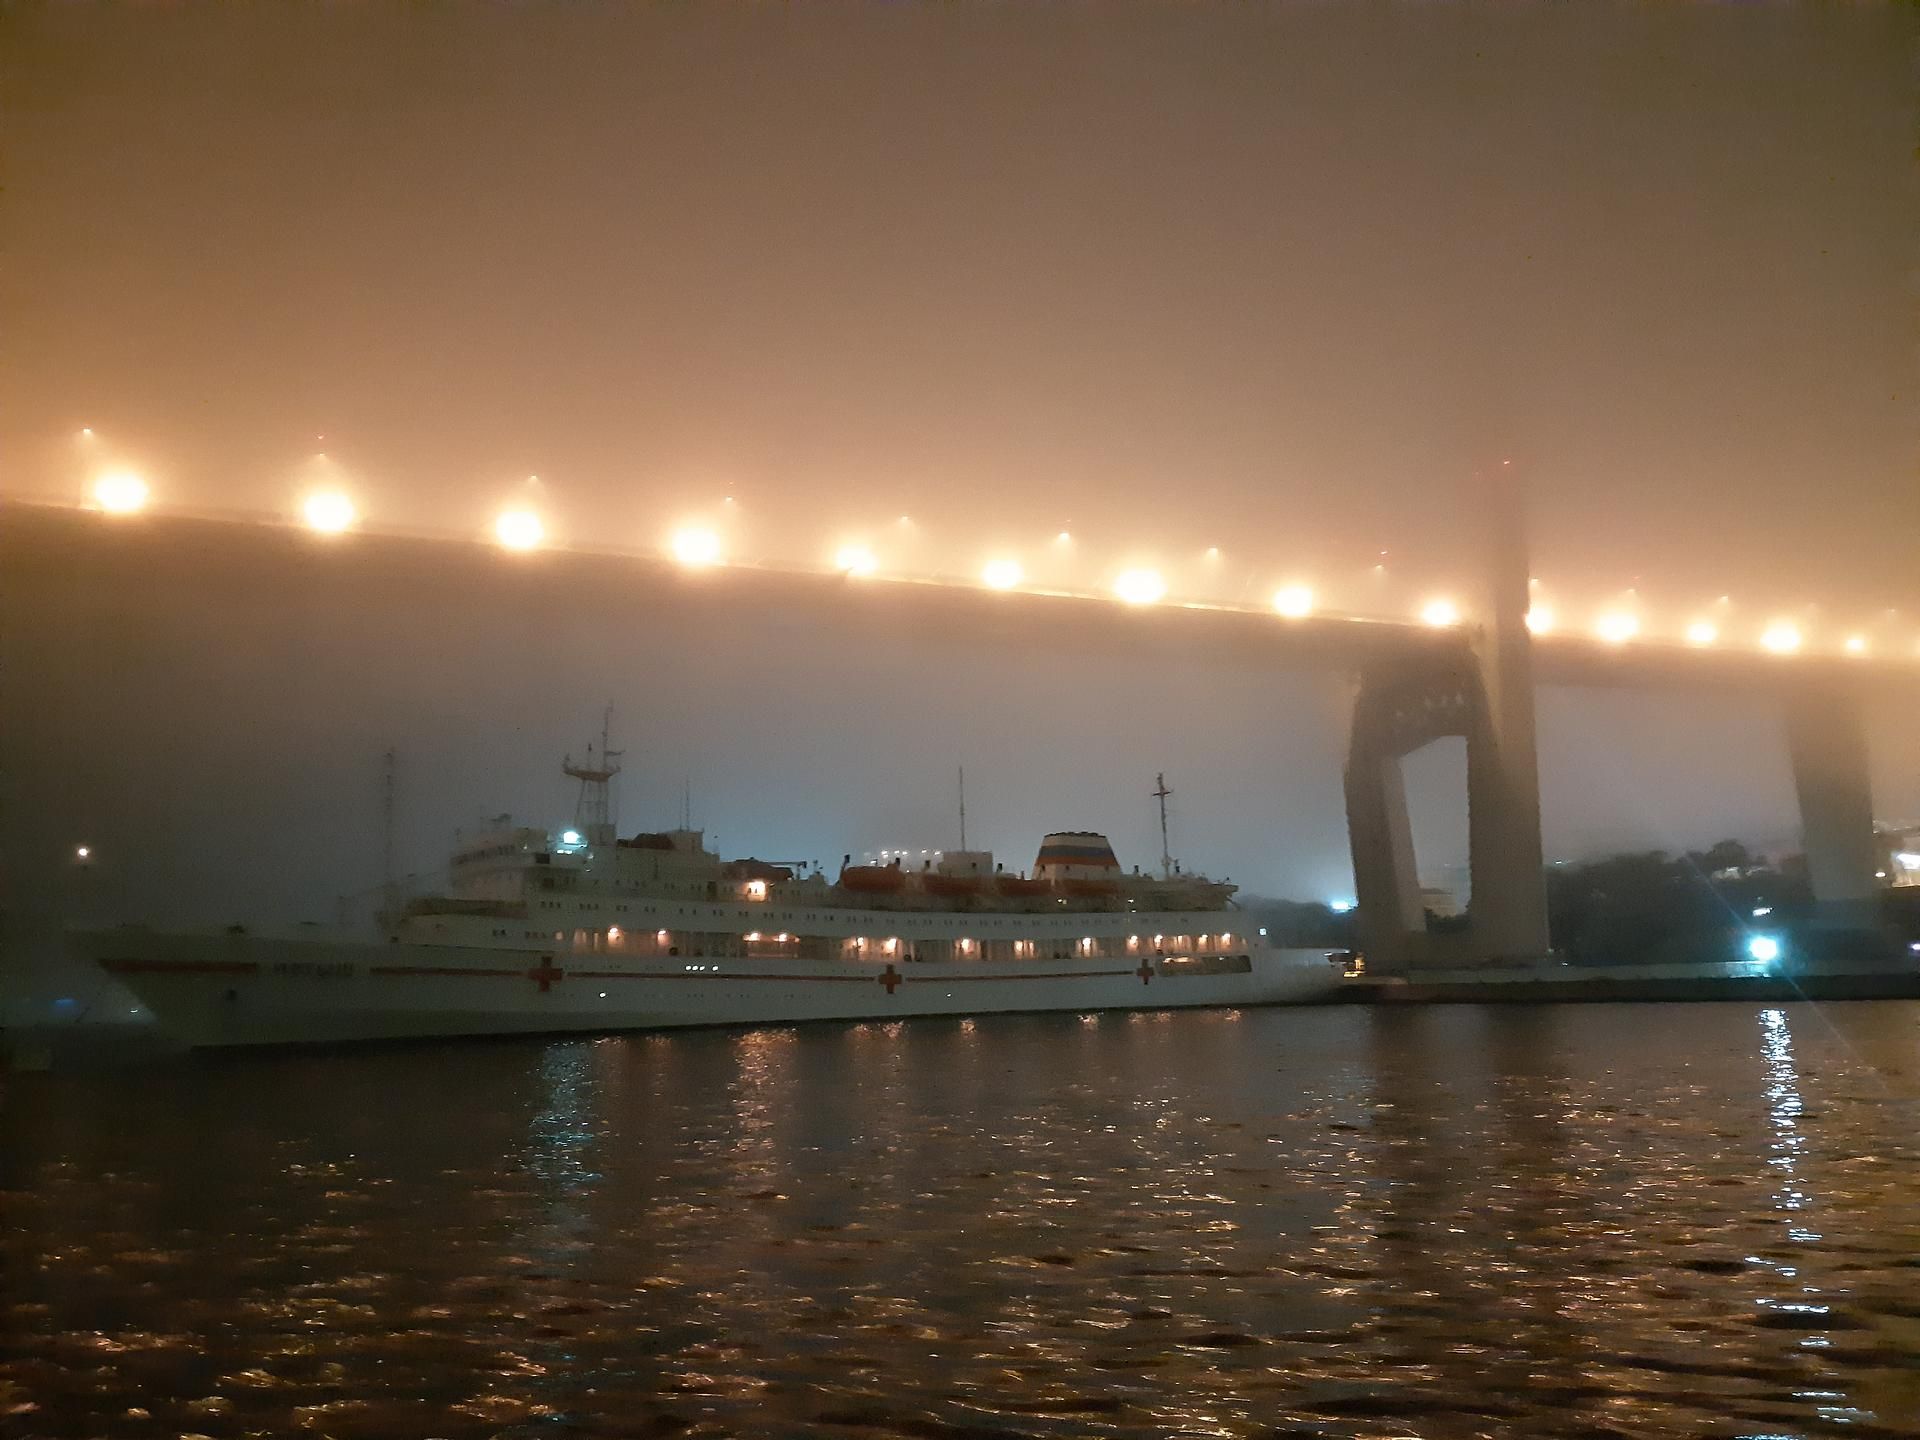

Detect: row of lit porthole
79,468,1893,654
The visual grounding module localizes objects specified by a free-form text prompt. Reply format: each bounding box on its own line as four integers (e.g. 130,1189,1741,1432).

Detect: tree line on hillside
1259,837,1919,963
1542,840,1810,965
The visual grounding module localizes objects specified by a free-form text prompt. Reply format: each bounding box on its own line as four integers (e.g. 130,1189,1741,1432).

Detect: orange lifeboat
838,865,907,894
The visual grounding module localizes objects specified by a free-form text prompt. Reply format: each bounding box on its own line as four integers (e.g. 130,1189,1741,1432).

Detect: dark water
5,1003,1920,1439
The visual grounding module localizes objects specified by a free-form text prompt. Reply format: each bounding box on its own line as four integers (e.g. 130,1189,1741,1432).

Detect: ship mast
958,765,967,852
1153,772,1173,880
562,703,623,845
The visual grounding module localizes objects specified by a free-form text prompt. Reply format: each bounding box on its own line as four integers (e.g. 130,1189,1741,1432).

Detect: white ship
77,745,1340,1047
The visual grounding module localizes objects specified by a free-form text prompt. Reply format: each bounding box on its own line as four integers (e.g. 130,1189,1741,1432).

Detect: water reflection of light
1760,1008,1812,1223
1757,1007,1837,1368
525,1043,602,1226
728,1028,793,1176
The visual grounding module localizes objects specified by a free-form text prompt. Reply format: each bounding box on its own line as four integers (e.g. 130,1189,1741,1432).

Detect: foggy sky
3,4,1915,618
2,5,1917,936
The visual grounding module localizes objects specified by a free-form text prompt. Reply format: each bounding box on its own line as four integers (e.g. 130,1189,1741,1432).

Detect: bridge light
1420,598,1460,628
1843,634,1868,656
1760,623,1802,655
91,469,150,515
301,489,357,534
1272,584,1314,619
494,509,544,550
1524,605,1555,635
1595,612,1639,645
1114,569,1166,606
833,543,877,577
671,526,723,567
981,558,1023,590
1685,620,1719,647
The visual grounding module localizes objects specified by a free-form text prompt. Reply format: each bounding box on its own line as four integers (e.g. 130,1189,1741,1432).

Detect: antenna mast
958,765,967,851
1153,772,1173,880
562,702,623,844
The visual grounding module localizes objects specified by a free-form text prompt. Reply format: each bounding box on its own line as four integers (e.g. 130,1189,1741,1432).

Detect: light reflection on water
4,1002,1920,1437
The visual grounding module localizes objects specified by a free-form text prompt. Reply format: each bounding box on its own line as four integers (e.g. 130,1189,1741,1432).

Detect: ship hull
78,929,1342,1048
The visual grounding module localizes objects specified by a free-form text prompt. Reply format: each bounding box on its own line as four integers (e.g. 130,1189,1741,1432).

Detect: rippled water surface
6,1002,1920,1438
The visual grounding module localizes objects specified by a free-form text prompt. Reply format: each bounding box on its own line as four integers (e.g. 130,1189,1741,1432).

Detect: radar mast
1153,772,1174,880
563,703,623,845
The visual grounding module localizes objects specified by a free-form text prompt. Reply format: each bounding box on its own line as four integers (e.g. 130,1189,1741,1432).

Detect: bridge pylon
1345,468,1551,971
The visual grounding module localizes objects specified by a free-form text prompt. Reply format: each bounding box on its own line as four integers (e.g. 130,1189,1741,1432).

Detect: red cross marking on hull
1136,959,1155,985
879,964,902,994
528,957,565,992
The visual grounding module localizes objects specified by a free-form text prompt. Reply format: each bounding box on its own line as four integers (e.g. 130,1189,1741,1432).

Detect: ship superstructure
81,746,1339,1046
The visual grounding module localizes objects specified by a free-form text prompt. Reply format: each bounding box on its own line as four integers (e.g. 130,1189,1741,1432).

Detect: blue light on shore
1329,898,1356,914
1747,935,1782,965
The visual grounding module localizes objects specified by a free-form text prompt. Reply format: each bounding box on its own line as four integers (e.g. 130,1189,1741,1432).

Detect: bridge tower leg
1465,468,1551,961
1344,469,1551,970
1784,682,1879,913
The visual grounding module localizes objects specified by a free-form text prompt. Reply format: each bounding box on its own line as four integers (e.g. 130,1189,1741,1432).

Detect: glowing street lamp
301,490,357,535
1685,620,1719,647
494,509,544,551
1595,612,1639,645
1759,623,1802,655
981,558,1023,591
1272,585,1314,620
91,470,149,515
671,527,723,568
1843,634,1869,656
1420,598,1460,628
1524,605,1555,636
1113,569,1166,606
833,544,878,577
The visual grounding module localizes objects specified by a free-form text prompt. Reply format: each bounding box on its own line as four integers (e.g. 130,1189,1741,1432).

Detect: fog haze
2,3,1915,935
